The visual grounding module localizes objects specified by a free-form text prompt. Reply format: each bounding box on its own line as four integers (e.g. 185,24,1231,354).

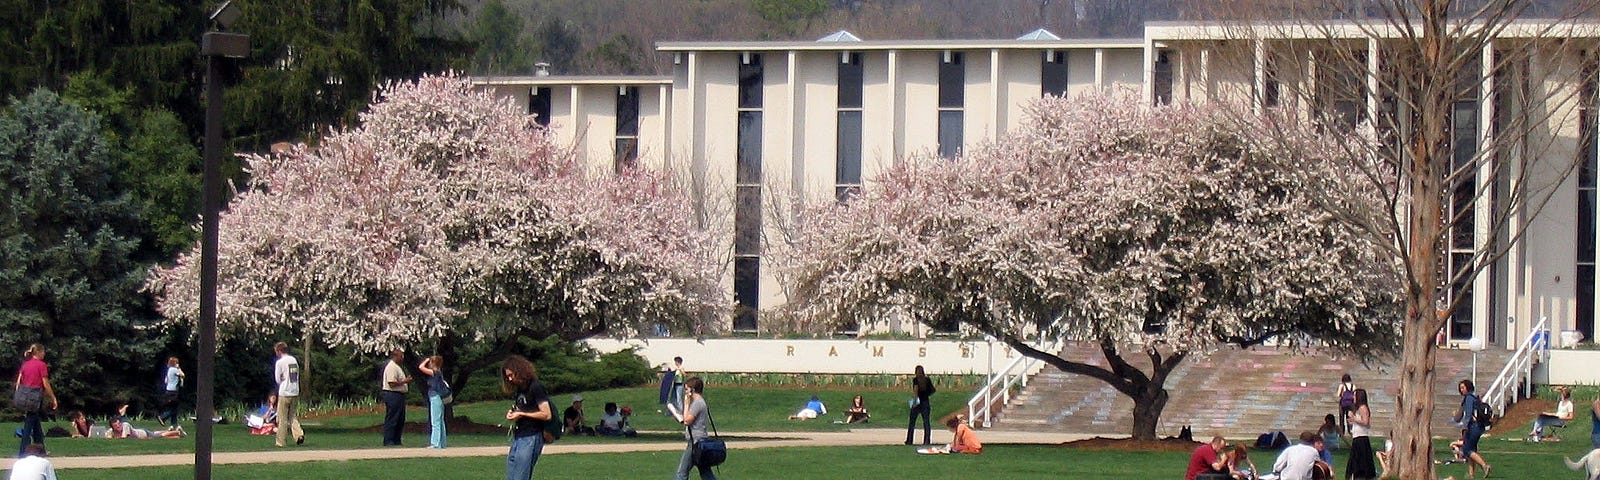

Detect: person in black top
503,355,553,480
564,395,595,435
905,365,937,445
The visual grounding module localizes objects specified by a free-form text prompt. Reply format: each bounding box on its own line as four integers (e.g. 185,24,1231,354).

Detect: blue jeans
428,393,447,448
676,442,717,480
906,400,931,445
17,412,42,457
507,433,544,480
381,390,405,446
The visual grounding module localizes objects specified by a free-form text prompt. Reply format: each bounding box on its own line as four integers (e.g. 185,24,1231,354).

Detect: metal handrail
1480,316,1548,420
966,338,1059,428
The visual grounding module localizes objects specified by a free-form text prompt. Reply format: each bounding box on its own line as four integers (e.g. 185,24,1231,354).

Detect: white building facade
473,22,1600,350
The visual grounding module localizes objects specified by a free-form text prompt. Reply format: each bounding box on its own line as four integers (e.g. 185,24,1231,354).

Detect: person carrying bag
672,376,721,480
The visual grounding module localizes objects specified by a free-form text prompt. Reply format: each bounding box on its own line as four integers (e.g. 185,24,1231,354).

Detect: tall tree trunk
1129,379,1171,441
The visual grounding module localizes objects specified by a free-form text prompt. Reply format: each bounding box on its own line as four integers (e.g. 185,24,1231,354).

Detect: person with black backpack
503,355,553,480
1454,379,1494,478
1336,374,1355,435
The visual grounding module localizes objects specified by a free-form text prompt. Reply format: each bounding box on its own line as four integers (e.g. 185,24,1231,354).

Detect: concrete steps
990,342,1513,440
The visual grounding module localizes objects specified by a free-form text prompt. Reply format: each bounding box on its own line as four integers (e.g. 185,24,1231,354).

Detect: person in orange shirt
945,416,982,454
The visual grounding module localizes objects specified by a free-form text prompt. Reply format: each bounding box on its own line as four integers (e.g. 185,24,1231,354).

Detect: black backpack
1473,395,1494,427
542,405,563,443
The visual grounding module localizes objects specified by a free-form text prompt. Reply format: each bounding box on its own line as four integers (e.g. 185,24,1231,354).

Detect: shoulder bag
692,404,727,468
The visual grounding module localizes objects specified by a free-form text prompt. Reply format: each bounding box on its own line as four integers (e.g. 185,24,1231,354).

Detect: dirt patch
1492,395,1550,437
1059,436,1200,452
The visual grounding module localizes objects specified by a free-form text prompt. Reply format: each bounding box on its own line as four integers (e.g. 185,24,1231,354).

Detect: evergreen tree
0,89,161,410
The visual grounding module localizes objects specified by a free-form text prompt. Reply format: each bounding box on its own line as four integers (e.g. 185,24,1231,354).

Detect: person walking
380,348,412,447
673,376,716,480
13,344,57,457
905,365,936,446
503,355,552,480
670,356,687,414
418,355,449,449
273,341,305,447
1336,373,1355,435
159,356,186,430
1345,388,1377,480
1454,379,1492,478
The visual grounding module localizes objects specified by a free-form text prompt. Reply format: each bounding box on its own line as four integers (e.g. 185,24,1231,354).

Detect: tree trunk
1129,379,1171,441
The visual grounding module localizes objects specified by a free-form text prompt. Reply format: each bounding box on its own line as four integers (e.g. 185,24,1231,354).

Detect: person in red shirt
1187,435,1230,480
14,344,58,456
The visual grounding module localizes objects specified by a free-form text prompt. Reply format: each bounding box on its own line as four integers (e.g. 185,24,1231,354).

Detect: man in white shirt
9,444,55,480
380,348,412,446
1272,431,1326,480
274,341,305,447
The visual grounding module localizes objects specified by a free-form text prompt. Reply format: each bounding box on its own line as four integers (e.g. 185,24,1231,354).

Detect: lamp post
1468,336,1485,387
199,2,248,479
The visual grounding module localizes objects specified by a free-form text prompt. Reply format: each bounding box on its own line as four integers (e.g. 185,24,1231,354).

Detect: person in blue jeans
905,365,936,445
503,355,552,480
674,377,715,480
418,355,449,449
1454,379,1492,479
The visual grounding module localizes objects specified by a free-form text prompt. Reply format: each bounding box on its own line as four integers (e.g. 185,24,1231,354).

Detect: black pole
196,51,224,480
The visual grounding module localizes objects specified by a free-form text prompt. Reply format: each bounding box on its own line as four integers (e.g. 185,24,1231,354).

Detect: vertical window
1315,49,1368,131
734,53,764,332
615,86,640,172
837,53,863,201
1445,55,1482,340
1041,51,1069,97
529,87,552,127
1579,55,1597,342
938,52,964,158
1153,51,1174,106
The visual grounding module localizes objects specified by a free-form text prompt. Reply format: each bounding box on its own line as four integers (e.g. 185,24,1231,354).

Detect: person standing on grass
673,376,716,480
159,356,185,430
380,348,412,447
13,344,57,458
670,356,687,414
905,365,936,445
273,341,305,447
503,355,552,480
1345,389,1376,480
418,355,448,449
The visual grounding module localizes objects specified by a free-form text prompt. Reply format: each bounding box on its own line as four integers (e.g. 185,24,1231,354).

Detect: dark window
938,52,964,109
1263,56,1280,107
1153,51,1173,106
529,87,552,127
838,53,863,108
737,112,763,183
616,86,639,136
614,138,638,172
1450,252,1475,340
1579,56,1597,342
1581,192,1595,263
1581,265,1595,343
739,54,764,109
733,257,760,331
938,110,963,158
1042,51,1069,97
837,111,862,186
735,186,762,255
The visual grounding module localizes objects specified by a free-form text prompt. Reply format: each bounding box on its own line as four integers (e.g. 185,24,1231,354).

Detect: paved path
2,429,1097,470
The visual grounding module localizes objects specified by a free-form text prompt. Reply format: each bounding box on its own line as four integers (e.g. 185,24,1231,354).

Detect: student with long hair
1345,389,1376,480
418,355,449,449
13,344,57,456
905,365,936,445
503,355,552,480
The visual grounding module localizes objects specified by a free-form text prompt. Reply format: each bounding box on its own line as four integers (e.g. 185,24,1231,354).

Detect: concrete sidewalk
3,429,1097,470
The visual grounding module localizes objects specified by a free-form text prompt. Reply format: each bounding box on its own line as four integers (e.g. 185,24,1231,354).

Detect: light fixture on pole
198,2,248,479
1468,336,1485,386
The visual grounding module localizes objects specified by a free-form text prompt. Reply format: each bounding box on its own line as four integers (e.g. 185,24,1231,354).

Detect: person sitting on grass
1226,444,1258,480
1530,386,1574,442
788,395,827,420
246,393,279,436
595,402,637,437
844,395,870,424
925,416,982,454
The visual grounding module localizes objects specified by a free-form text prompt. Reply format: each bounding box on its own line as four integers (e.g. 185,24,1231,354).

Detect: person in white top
1345,389,1376,479
1272,432,1326,480
273,341,305,447
9,444,54,480
1531,386,1576,442
159,356,186,430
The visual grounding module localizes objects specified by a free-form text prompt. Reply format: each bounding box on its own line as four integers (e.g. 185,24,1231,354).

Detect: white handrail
1480,316,1548,421
966,338,1058,428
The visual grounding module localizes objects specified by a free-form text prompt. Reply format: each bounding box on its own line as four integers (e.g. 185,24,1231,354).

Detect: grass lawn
79,440,1598,480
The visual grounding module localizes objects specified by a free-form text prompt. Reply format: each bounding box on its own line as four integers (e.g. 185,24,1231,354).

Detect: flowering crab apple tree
147,74,723,380
783,93,1402,440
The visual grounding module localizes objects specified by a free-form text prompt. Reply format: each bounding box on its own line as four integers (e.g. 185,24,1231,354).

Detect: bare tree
1184,1,1598,477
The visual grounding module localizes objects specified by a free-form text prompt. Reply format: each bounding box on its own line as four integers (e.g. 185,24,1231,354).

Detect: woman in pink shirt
14,344,58,456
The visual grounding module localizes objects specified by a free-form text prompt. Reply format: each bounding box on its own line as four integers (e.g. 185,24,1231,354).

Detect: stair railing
966,337,1059,428
1480,316,1548,420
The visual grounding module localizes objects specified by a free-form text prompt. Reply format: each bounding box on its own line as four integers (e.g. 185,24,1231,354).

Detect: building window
1579,56,1597,342
938,52,964,158
529,87,552,127
1153,50,1174,106
615,86,640,171
1445,56,1482,341
837,53,863,201
734,53,764,331
1042,51,1069,97
1315,50,1368,131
